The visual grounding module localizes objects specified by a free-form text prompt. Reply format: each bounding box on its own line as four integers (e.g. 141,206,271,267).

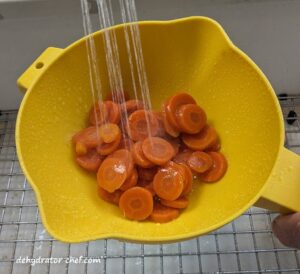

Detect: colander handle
17,47,63,93
255,147,300,213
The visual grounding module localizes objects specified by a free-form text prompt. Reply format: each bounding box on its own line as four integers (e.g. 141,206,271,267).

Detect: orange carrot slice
176,104,207,134
161,197,189,209
99,123,121,143
182,125,218,150
118,136,134,150
161,104,180,137
142,137,175,165
132,141,154,168
76,150,103,172
165,93,196,130
72,126,102,149
105,101,120,124
75,142,87,155
205,139,221,152
127,110,159,141
97,133,121,155
97,157,128,193
188,151,213,173
199,152,227,182
165,137,180,156
89,101,108,126
97,186,122,205
111,149,134,178
149,203,179,223
180,163,193,196
153,164,184,201
173,150,193,165
120,168,138,191
153,111,167,138
123,99,144,115
119,187,154,221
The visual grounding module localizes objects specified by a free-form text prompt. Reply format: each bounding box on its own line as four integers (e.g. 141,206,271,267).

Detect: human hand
272,213,300,249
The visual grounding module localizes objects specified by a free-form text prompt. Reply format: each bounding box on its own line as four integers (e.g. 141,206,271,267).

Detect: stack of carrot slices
72,92,227,223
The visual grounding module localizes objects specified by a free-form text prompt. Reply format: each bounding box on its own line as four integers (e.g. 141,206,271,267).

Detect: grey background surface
0,0,300,109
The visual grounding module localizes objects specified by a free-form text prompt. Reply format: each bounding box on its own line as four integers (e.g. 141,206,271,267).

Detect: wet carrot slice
205,139,221,152
200,152,227,182
72,126,102,148
138,180,156,196
165,93,196,131
153,165,184,201
97,133,121,155
89,102,108,126
75,142,87,155
165,137,180,156
122,99,144,116
142,137,175,165
76,150,103,172
176,104,207,134
106,90,130,103
119,187,154,221
137,166,158,182
118,136,134,150
161,197,189,209
132,141,154,168
127,110,159,141
179,163,193,196
97,157,128,193
161,104,180,137
105,101,120,124
188,151,213,173
149,203,179,223
99,123,121,143
111,149,134,178
182,125,218,150
97,186,122,205
120,168,138,191
153,111,167,138
173,150,193,165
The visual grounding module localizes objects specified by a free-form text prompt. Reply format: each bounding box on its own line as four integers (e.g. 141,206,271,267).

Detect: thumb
272,213,300,249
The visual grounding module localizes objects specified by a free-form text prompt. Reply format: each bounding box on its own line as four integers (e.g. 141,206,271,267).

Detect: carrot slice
127,110,159,141
138,180,156,196
137,166,158,182
176,104,207,134
205,139,221,152
153,165,184,201
75,142,87,155
72,126,102,149
161,197,189,209
120,168,138,191
106,90,130,103
97,133,121,155
173,150,193,165
118,136,134,150
165,93,196,131
111,149,134,178
149,203,179,223
182,125,218,150
142,137,175,165
97,186,122,205
119,187,154,221
97,157,128,192
76,150,103,172
188,151,213,173
161,104,180,137
132,141,154,168
89,101,108,126
165,137,180,156
99,123,121,143
122,99,144,116
177,163,193,196
105,101,120,124
153,111,167,138
200,152,227,182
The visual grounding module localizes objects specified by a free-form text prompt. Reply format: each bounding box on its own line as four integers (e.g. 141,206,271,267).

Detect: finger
272,213,300,249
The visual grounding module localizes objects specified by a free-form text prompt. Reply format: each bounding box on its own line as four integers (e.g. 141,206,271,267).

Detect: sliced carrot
72,126,102,148
120,168,138,191
153,111,167,138
119,187,154,221
165,93,196,131
182,125,218,150
200,152,227,182
176,104,207,134
105,90,130,103
97,133,121,155
99,123,121,143
205,139,221,152
153,165,184,201
97,157,128,193
76,149,103,172
173,150,193,165
161,104,180,137
142,137,175,165
149,203,179,223
127,110,159,141
132,141,154,168
105,101,120,124
89,101,108,126
97,186,122,205
138,180,156,196
118,136,134,150
188,151,213,173
180,164,193,196
122,99,144,115
75,142,87,155
165,137,180,156
111,149,134,178
161,197,189,209
137,166,158,182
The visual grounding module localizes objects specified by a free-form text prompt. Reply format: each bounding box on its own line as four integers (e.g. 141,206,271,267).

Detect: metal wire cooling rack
1,95,300,274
